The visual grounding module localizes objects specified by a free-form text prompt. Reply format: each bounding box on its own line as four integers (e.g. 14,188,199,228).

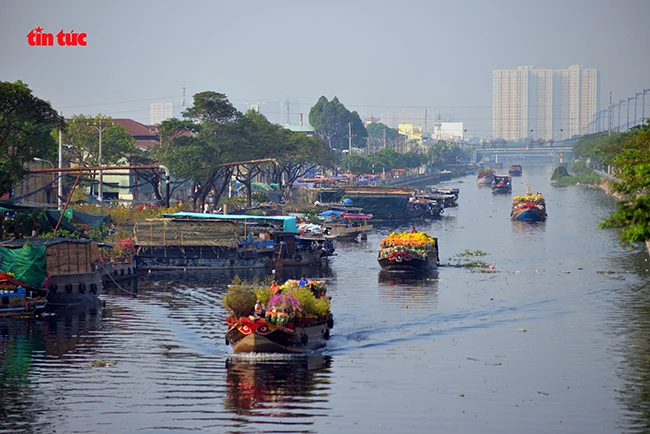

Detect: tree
308,96,367,151
61,114,137,198
157,92,243,209
598,121,650,245
183,91,240,124
367,122,398,150
0,81,63,197
63,115,136,166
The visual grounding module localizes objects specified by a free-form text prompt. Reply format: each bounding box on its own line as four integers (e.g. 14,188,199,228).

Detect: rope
97,261,137,296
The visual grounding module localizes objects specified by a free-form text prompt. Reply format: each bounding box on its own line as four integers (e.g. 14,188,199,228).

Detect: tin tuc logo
27,27,87,46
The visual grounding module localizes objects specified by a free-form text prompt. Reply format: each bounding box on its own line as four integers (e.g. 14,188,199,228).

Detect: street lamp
626,96,634,131
641,89,650,125
635,92,642,128
617,100,623,131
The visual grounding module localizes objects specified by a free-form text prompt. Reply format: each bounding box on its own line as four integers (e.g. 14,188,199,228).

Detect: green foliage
426,141,466,166
87,223,110,242
571,160,593,175
582,121,650,245
183,91,241,124
309,96,367,151
222,275,275,317
551,165,570,181
1,209,50,238
0,81,64,197
600,195,650,244
367,122,398,148
64,115,137,168
39,228,80,239
552,174,601,187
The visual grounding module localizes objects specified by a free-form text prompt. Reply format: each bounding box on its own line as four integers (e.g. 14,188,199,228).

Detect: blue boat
511,189,546,222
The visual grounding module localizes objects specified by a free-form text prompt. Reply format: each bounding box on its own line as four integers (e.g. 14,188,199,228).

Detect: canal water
2,165,650,433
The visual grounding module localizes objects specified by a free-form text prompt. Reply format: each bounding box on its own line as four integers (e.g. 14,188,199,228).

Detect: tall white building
150,102,173,125
492,65,600,141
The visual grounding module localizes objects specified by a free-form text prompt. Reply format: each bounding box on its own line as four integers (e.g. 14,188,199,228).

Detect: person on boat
253,299,265,318
298,275,309,287
270,281,281,295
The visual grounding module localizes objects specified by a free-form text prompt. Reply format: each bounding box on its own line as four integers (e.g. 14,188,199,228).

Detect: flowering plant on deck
267,293,301,312
380,232,436,250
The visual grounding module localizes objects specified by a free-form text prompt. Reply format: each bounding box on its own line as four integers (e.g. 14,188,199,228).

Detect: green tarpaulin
0,243,47,287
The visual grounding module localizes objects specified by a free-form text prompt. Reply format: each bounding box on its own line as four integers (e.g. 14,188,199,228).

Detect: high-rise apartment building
150,102,173,125
492,65,600,141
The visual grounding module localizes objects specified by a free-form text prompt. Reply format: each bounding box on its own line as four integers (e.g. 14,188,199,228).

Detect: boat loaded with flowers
377,231,440,272
224,278,333,353
511,186,547,222
477,168,495,185
508,164,523,176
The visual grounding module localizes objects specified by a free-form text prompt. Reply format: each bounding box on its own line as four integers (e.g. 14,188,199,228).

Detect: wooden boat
319,209,374,241
477,169,495,185
226,315,333,353
0,238,103,307
0,273,47,318
511,187,547,222
324,214,373,240
508,164,523,176
224,279,333,354
377,231,440,272
491,175,512,193
269,231,325,267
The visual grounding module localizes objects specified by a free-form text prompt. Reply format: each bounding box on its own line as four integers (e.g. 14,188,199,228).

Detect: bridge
473,145,574,166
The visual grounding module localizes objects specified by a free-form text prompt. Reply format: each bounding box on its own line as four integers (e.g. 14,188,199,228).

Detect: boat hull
0,295,47,318
378,247,439,272
46,271,103,307
378,256,436,272
512,208,546,222
327,224,373,240
226,316,333,354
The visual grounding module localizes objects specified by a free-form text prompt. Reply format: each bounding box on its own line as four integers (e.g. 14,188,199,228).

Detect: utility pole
286,99,290,125
618,100,623,132
635,92,642,128
424,108,428,135
608,92,612,137
627,97,634,132
58,111,63,209
92,120,112,202
348,122,352,183
182,87,186,112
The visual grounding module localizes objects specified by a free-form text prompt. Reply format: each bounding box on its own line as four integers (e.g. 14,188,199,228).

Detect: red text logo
27,27,87,46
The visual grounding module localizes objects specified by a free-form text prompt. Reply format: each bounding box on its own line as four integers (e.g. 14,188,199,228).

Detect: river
1,165,649,433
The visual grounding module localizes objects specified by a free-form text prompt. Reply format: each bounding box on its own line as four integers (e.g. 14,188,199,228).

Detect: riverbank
594,169,650,256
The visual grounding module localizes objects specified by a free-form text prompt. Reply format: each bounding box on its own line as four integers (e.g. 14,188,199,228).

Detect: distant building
284,124,315,138
398,124,423,150
113,119,160,150
364,115,381,126
492,64,600,141
432,122,464,141
150,102,173,125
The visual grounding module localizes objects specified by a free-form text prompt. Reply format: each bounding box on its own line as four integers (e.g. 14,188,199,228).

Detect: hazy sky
2,0,649,137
